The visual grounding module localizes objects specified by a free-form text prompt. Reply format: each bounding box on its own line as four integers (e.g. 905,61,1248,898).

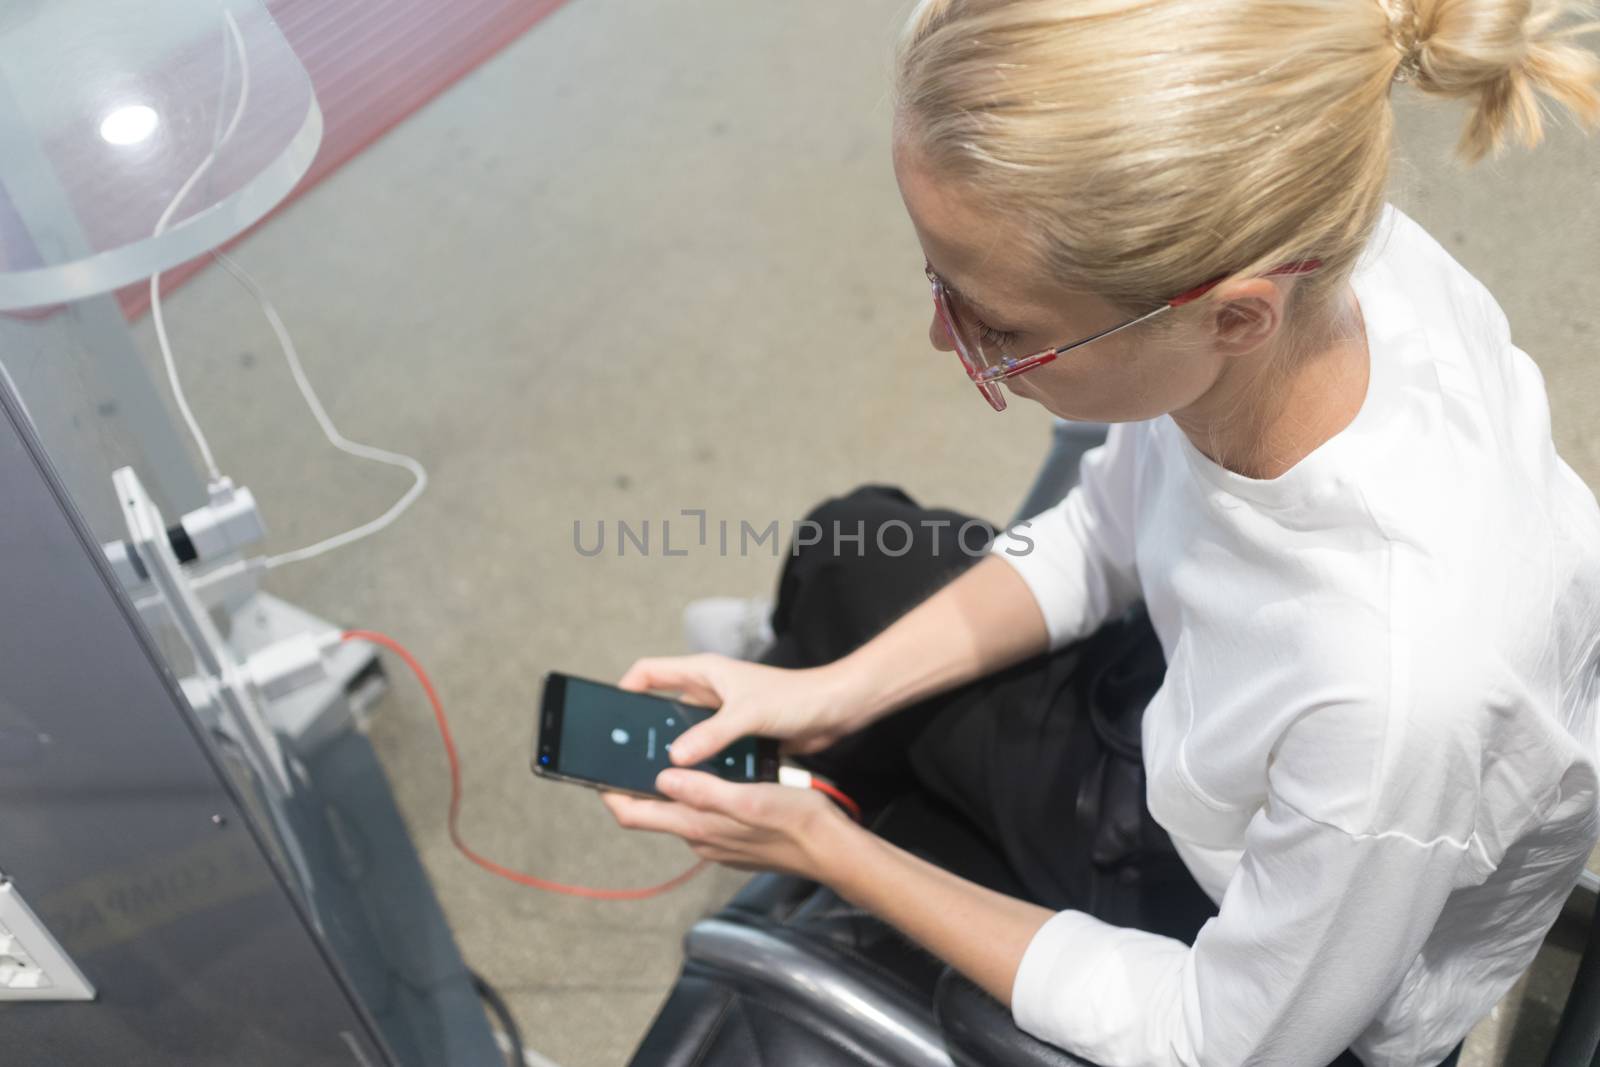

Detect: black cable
471,968,526,1067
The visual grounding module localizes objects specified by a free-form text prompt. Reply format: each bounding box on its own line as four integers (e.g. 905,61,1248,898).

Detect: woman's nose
929,313,956,353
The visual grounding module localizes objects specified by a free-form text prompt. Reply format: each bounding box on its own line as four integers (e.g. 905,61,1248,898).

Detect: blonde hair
894,0,1600,461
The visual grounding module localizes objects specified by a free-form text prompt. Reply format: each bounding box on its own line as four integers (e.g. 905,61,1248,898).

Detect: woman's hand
602,767,1050,1012
617,653,869,766
600,769,858,882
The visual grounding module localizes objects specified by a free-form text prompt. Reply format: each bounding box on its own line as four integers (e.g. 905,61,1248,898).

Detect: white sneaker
682,597,776,660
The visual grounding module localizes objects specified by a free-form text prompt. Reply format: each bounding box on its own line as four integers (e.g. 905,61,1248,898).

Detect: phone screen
538,674,773,795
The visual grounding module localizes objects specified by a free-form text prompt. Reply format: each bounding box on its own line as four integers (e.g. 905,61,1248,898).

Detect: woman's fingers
669,711,755,766
601,791,699,837
600,788,747,840
617,655,722,707
617,657,849,768
616,655,697,693
656,767,749,815
615,655,749,766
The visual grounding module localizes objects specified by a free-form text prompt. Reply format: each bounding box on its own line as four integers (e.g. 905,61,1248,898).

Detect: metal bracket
113,465,291,794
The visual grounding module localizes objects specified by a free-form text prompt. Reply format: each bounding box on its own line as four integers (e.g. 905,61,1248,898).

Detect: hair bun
1376,0,1425,83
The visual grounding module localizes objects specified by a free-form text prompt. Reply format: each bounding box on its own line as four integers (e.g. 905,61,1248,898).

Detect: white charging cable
777,765,815,789
210,252,428,569
145,9,427,570
778,764,861,819
149,9,250,486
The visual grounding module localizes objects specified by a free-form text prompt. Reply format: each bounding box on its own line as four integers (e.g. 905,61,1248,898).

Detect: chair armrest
933,969,1101,1067
683,919,955,1067
720,871,819,924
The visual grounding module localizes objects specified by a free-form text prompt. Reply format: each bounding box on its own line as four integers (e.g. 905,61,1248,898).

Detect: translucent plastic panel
0,0,321,309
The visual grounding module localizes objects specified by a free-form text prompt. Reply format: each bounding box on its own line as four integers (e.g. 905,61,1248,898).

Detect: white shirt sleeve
990,421,1143,650
1008,778,1477,1067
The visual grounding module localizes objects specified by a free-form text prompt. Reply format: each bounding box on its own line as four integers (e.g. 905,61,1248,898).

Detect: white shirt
989,202,1600,1067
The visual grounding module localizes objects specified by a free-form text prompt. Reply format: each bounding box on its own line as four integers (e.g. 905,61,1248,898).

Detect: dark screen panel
0,380,394,1066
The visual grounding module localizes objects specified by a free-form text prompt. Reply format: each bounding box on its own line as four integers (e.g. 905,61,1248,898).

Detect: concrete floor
127,1,1600,1064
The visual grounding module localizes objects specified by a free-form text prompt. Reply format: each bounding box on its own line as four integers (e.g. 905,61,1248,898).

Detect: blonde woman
602,0,1600,1063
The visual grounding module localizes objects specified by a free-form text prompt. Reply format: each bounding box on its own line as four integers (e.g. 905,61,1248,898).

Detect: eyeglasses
925,257,1324,412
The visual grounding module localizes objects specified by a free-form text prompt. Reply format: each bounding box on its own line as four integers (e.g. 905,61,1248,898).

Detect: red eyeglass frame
926,257,1325,411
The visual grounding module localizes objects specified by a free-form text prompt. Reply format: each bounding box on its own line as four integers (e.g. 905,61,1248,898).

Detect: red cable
341,630,710,901
809,778,862,822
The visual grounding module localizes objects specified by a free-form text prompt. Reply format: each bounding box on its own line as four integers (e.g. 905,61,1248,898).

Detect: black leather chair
1545,890,1600,1067
627,789,1032,1067
626,784,1597,1067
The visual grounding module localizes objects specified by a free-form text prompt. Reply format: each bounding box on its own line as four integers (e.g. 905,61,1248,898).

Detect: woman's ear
1207,277,1284,357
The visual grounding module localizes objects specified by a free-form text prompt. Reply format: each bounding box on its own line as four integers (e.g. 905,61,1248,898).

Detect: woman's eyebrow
948,279,1020,327
927,255,1027,328
947,283,1024,329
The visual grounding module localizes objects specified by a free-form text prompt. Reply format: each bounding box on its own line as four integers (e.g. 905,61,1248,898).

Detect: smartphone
532,671,780,798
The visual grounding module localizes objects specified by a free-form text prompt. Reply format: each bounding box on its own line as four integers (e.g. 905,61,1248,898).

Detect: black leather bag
908,601,1216,942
